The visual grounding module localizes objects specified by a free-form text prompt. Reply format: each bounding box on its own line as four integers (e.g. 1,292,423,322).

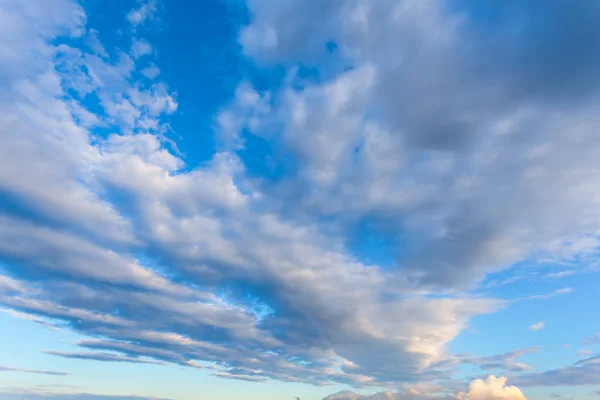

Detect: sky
0,0,600,399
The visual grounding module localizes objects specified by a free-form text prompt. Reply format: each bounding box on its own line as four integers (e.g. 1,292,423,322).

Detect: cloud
131,39,152,59
520,288,573,301
0,366,68,376
461,347,541,373
582,333,600,346
0,1,502,380
323,391,398,400
528,322,545,331
323,376,524,400
237,0,600,290
0,308,62,330
1,0,599,390
141,65,160,80
127,0,157,27
44,350,165,365
456,376,526,400
515,355,600,387
545,271,576,279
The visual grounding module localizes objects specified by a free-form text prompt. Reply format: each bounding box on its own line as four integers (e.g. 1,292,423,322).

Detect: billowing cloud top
456,376,526,400
0,0,599,394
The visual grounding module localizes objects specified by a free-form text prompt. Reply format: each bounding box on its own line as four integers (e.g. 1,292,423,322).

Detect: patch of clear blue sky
85,0,250,166
451,265,600,371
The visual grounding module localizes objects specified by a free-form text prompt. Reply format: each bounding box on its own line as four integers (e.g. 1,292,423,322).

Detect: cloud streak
44,351,165,365
0,366,68,376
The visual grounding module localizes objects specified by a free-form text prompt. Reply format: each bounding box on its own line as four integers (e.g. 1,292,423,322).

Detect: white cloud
141,64,160,79
1,0,599,390
234,0,600,290
131,38,152,59
528,322,545,332
127,0,157,27
456,376,526,400
323,376,526,400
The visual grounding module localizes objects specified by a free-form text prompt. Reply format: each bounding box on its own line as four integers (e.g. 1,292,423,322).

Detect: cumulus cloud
456,376,526,400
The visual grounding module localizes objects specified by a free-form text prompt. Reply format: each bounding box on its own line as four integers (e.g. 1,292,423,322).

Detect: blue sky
1,0,600,399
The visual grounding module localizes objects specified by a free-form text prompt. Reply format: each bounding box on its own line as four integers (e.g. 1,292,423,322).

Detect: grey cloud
322,391,396,400
44,350,165,365
514,354,600,387
461,347,541,373
213,373,267,383
0,0,594,390
322,384,455,400
0,366,68,376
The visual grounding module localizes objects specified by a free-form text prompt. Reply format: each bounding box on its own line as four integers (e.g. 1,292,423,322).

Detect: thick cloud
0,0,506,387
237,0,600,288
456,376,526,400
1,0,599,391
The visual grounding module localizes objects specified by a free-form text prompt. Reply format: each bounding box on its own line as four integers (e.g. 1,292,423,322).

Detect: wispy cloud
0,391,170,400
528,322,545,331
582,332,600,346
518,288,573,301
45,350,165,365
515,355,600,387
0,366,69,376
